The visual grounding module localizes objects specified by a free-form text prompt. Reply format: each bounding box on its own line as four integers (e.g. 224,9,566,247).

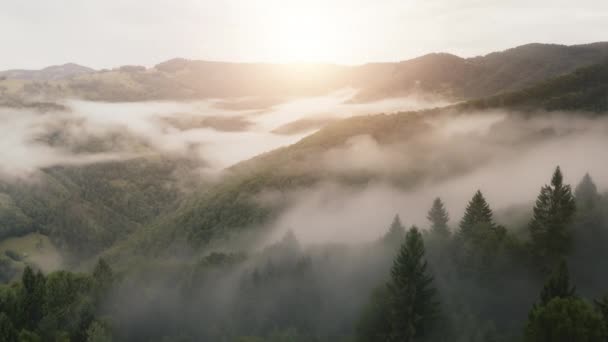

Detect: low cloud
266,111,608,245
0,90,448,178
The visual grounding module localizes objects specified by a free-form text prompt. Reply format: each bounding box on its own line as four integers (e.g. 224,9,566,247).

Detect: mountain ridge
2,42,608,103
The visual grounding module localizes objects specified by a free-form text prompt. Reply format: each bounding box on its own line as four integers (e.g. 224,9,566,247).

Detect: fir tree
575,173,600,213
383,215,406,246
387,226,439,342
427,198,450,238
539,259,576,306
459,190,497,239
529,167,576,266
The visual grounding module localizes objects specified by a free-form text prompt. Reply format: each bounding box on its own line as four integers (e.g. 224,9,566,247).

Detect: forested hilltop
3,167,608,341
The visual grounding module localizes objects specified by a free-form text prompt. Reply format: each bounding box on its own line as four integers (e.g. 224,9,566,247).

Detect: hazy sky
1,0,607,70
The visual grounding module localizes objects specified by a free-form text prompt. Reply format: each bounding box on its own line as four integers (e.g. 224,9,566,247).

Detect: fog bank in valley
0,89,445,178
265,111,608,245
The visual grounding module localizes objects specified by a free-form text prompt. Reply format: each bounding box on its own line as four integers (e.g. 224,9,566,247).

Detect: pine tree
387,226,439,342
427,198,450,238
459,190,497,239
383,214,406,246
529,167,576,266
539,260,576,306
575,173,600,213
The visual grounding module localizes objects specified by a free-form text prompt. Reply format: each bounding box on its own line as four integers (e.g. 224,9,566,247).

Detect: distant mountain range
0,63,95,81
1,42,608,104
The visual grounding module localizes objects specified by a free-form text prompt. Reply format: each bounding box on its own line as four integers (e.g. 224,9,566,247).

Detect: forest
2,166,608,342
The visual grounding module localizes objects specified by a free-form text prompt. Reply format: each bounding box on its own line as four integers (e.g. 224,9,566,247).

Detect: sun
264,5,345,63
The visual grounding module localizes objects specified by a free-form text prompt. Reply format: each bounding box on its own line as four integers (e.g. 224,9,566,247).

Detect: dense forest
2,166,608,341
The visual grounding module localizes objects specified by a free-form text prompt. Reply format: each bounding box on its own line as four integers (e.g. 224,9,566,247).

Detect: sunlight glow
259,4,349,63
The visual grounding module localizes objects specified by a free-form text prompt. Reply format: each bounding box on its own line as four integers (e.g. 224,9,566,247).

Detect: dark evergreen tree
529,167,576,266
457,191,505,269
427,198,450,238
383,215,406,246
459,190,497,239
387,226,439,341
539,260,576,306
575,173,600,213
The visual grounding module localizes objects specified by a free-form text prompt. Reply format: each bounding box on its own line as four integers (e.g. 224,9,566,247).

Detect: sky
1,0,607,70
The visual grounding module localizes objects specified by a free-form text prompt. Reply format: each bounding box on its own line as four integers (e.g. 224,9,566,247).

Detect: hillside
2,43,608,104
107,59,608,261
0,154,202,267
461,59,608,112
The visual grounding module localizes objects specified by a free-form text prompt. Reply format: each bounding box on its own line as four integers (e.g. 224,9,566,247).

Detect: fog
0,90,446,178
265,111,608,245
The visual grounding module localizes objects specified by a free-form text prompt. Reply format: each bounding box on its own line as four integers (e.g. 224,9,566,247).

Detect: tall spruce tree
427,198,450,238
387,226,439,342
383,215,406,246
575,173,600,213
459,191,496,234
529,167,576,266
459,190,501,240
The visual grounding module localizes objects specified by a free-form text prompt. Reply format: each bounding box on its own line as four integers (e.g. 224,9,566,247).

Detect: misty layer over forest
1,42,608,342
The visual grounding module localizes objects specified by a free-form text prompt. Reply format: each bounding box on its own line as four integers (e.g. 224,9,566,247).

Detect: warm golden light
259,4,348,63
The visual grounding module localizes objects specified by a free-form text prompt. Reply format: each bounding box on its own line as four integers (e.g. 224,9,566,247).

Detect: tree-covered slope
114,59,608,259
0,156,195,263
461,59,608,112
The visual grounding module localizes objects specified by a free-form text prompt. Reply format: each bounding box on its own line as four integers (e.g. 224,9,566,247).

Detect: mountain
460,58,608,112
353,42,608,101
1,43,607,104
0,63,95,81
106,59,608,262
